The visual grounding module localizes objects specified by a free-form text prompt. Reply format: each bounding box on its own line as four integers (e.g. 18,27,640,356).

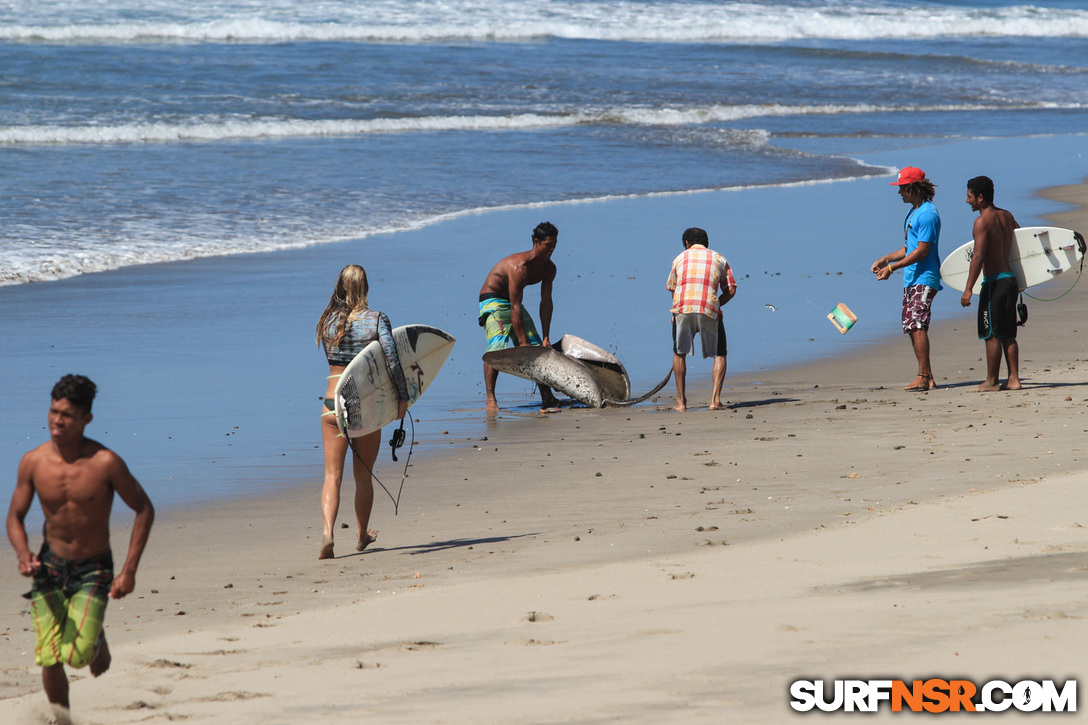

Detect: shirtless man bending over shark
479,221,561,415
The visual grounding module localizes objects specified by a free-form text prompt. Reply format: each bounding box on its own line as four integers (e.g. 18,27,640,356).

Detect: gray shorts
672,313,727,358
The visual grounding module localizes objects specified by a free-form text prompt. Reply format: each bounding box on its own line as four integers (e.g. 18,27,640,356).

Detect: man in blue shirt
872,166,942,391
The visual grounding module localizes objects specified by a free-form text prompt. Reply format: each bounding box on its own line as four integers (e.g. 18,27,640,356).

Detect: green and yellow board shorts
25,546,113,668
479,294,542,352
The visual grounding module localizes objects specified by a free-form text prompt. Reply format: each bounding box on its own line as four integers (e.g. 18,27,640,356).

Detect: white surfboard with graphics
335,325,456,438
940,226,1085,294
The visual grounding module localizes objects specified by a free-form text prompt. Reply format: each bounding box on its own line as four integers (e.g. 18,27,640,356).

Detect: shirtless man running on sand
960,175,1022,391
478,221,561,415
6,374,154,725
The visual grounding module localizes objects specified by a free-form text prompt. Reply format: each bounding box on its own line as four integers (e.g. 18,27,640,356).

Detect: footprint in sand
199,691,271,702
124,701,156,711
526,611,554,622
147,659,192,669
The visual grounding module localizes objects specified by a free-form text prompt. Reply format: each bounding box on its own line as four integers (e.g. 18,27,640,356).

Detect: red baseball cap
890,166,927,185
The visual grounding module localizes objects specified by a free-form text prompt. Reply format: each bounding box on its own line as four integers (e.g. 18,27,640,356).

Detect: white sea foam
0,158,891,287
2,101,1081,147
1,1,1086,43
0,227,366,286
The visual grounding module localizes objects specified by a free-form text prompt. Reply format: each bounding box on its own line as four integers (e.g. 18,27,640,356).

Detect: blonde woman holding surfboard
316,264,409,560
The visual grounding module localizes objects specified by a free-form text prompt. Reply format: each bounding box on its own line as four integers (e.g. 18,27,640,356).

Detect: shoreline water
4,133,1088,516
3,139,1088,720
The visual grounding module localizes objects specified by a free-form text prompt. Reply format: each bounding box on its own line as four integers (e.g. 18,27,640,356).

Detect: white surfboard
940,226,1086,294
335,324,456,438
483,345,604,408
553,334,630,403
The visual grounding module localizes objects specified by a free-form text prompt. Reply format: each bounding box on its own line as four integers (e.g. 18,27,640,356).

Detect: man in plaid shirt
666,227,737,411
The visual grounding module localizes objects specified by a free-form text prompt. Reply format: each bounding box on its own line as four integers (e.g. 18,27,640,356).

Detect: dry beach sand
3,187,1088,723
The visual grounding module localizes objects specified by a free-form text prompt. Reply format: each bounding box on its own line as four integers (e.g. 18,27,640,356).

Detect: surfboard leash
384,415,416,515
1023,234,1086,303
347,414,415,516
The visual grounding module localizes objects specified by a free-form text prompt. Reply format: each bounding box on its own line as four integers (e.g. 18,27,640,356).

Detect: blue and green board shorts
479,294,542,352
25,546,113,668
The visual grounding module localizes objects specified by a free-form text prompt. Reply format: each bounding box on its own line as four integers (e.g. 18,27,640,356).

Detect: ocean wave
0,225,370,287
1,102,1080,146
0,161,889,287
2,2,1087,44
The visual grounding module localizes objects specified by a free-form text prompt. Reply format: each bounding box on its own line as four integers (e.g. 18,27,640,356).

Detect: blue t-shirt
902,200,941,290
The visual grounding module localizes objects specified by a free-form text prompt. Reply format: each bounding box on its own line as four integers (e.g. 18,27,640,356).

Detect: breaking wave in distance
2,102,1082,147
2,1,1087,44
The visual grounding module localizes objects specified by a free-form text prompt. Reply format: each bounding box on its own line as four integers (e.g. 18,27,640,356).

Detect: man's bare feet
1003,379,1022,390
977,380,1002,392
485,399,499,417
905,373,936,391
318,536,335,559
89,631,111,678
356,530,378,552
674,402,687,412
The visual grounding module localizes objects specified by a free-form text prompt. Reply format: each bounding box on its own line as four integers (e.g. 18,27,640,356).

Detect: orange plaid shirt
666,246,735,319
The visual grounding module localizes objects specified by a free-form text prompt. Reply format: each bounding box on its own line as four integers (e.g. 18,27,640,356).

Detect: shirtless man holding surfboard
479,221,561,415
960,175,1022,392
